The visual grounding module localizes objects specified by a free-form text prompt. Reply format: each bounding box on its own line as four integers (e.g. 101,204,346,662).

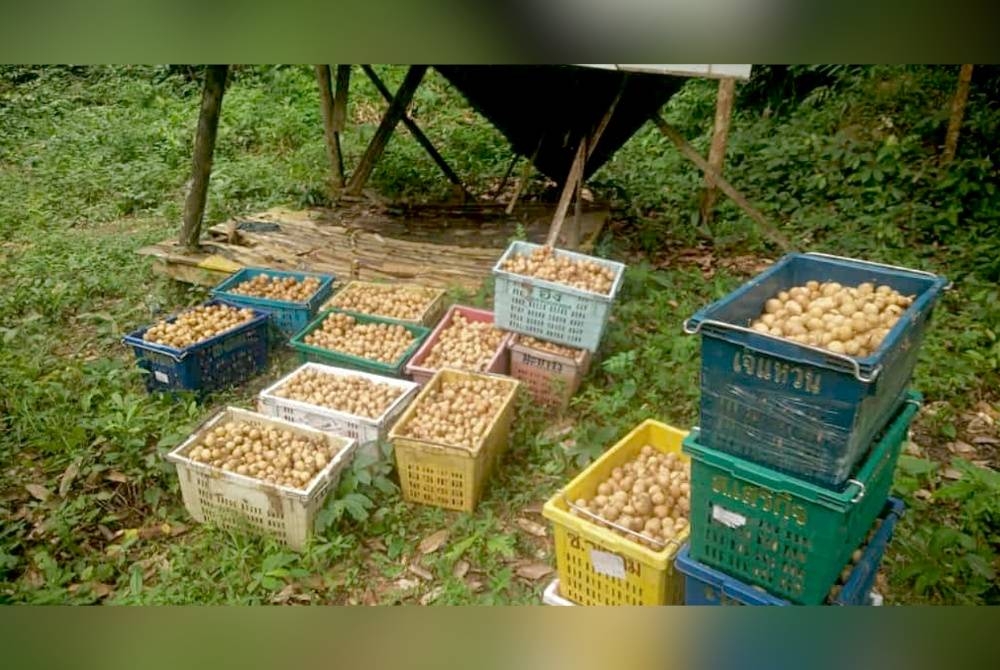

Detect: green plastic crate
288,308,430,378
683,390,920,605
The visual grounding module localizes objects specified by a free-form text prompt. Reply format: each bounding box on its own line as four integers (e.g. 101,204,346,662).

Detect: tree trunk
699,77,736,226
315,65,344,191
942,64,974,165
180,65,228,251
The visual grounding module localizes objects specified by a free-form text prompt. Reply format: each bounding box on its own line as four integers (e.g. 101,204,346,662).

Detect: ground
1,65,998,605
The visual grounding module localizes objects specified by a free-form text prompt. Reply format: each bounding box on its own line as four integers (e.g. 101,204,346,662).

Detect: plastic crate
321,280,446,327
405,305,514,385
165,407,357,551
684,252,947,489
542,579,576,606
288,308,431,378
675,497,904,606
122,299,270,394
388,368,520,512
542,420,690,606
683,392,920,605
508,334,592,410
257,362,420,463
210,267,335,338
492,241,626,352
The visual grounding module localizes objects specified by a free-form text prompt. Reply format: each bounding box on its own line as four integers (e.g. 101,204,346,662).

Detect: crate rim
491,240,627,302
684,391,921,510
682,251,949,383
122,298,271,363
210,267,336,310
387,367,521,456
322,280,446,325
542,418,691,568
257,361,420,426
288,308,432,373
165,406,356,500
404,304,514,379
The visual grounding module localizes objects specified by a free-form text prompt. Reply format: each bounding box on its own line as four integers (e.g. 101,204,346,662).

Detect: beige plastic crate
257,362,420,462
322,280,446,327
166,407,357,551
508,335,591,410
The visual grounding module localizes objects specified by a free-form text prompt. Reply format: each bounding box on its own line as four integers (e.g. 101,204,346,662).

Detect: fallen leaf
25,484,51,502
942,468,963,480
948,441,977,454
89,583,114,599
420,586,445,606
904,442,924,457
516,563,554,581
972,460,992,469
972,436,999,445
169,523,189,537
106,471,129,484
408,564,433,581
668,299,679,308
465,578,484,593
272,583,297,604
452,560,470,579
419,529,450,555
365,538,387,552
59,462,80,497
394,578,420,592
522,502,544,515
516,518,547,538
97,524,115,542
914,489,933,500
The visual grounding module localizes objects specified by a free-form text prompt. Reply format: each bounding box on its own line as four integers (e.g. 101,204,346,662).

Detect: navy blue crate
675,497,904,606
685,252,947,489
210,267,335,338
123,299,270,394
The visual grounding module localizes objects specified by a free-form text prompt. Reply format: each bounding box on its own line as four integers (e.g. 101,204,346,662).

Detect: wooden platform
138,201,609,292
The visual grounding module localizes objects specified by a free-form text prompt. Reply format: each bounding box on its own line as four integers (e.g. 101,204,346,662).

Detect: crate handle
682,317,882,383
846,479,866,504
804,252,953,289
562,494,682,552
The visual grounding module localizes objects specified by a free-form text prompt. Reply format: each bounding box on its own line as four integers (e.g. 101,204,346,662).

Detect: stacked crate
678,252,948,605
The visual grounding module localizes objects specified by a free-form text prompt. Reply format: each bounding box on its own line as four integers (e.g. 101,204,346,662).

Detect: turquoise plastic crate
211,267,335,338
491,241,626,353
685,251,947,489
683,391,919,605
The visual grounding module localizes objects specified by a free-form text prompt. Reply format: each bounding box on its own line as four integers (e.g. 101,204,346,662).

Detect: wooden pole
505,137,542,215
546,139,587,247
699,77,736,226
942,64,974,165
361,65,467,195
315,65,344,191
586,74,628,162
180,65,228,251
652,114,791,251
346,65,428,196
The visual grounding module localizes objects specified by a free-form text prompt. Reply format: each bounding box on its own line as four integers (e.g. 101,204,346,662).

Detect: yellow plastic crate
542,419,690,605
388,368,520,512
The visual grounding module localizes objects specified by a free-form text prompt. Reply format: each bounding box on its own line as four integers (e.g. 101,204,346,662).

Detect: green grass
1,65,998,605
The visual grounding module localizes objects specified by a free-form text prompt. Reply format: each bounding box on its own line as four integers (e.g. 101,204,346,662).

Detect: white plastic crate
542,579,577,606
257,362,419,462
492,241,626,352
166,407,357,551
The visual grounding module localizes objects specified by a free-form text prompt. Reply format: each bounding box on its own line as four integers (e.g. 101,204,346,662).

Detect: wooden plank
361,65,466,193
315,65,344,190
180,65,228,251
942,64,974,165
545,139,587,247
652,113,791,251
346,65,428,195
699,77,736,227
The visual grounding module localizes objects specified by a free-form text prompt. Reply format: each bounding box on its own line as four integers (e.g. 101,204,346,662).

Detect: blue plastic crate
123,299,270,394
210,267,335,338
676,497,904,606
685,252,947,489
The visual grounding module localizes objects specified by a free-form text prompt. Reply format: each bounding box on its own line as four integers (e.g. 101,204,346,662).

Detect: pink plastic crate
405,305,513,385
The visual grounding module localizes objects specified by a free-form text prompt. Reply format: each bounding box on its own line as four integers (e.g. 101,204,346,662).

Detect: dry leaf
942,468,963,480
452,561,470,579
365,538,387,552
972,436,999,445
89,583,114,599
516,563,554,581
516,518,547,538
914,489,933,500
522,502,544,515
59,462,80,497
465,578,484,593
106,471,129,484
96,524,115,542
419,529,450,555
408,564,433,581
25,484,51,502
948,441,977,455
904,442,924,457
394,578,420,592
272,584,297,604
972,460,992,469
420,586,445,606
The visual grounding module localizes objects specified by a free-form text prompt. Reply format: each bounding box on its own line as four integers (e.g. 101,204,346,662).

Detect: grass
1,65,998,605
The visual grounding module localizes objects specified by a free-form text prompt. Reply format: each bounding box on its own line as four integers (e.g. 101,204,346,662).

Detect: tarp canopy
433,65,686,183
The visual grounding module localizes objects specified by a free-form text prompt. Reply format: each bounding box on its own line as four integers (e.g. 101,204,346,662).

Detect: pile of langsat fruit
272,367,404,419
228,274,322,302
501,246,615,295
143,304,256,349
516,334,582,359
422,313,506,372
304,312,415,364
571,446,691,550
395,376,512,449
326,283,438,322
826,516,884,603
184,419,342,490
749,281,916,357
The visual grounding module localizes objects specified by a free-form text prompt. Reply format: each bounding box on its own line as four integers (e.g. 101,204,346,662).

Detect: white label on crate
589,549,626,579
712,505,747,528
154,371,169,383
